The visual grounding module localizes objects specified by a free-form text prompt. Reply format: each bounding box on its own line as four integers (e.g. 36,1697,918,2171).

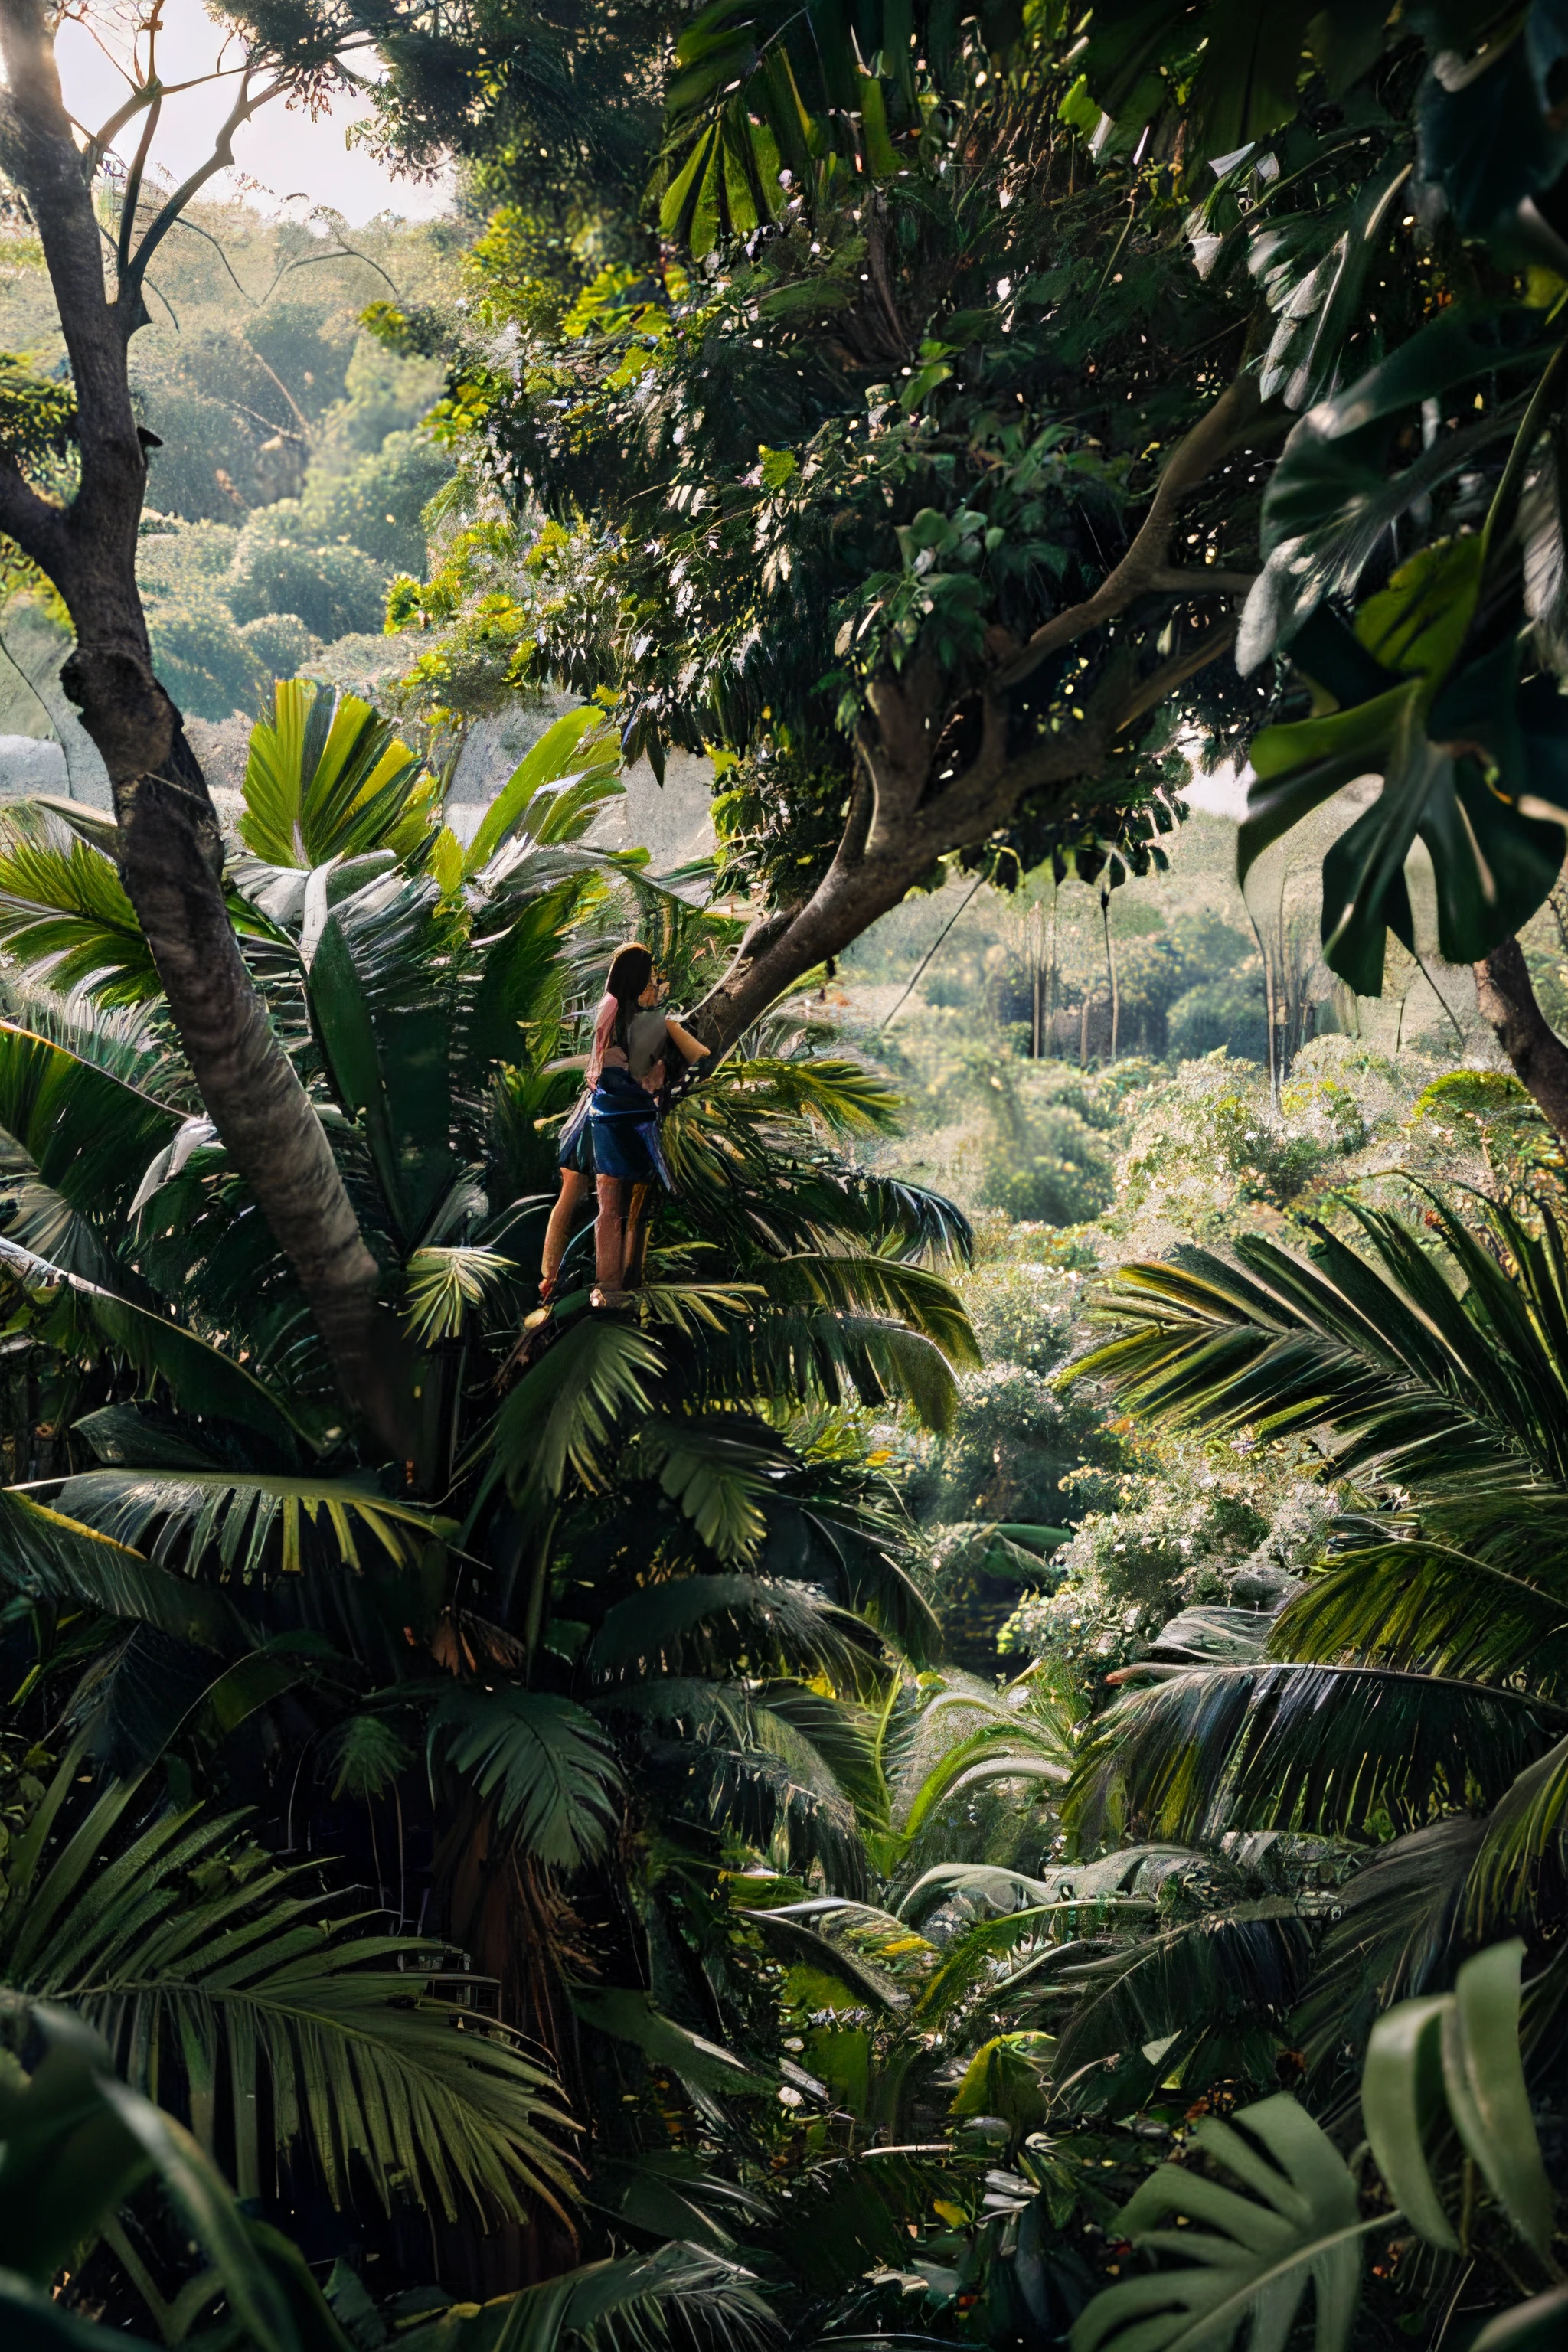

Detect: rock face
0,733,112,808
0,736,70,791
0,602,113,809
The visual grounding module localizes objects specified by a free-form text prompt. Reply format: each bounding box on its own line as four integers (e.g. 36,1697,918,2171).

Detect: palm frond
54,1466,446,1579
451,2241,777,2352
1064,1662,1559,1847
890,1671,1076,1834
898,1714,1071,1844
495,1317,666,1499
631,1417,786,1563
0,2003,318,2352
752,1680,889,1826
1145,1604,1278,1664
0,1491,251,1651
587,1571,887,1700
0,1021,181,1239
681,1746,870,1896
634,1279,766,1337
463,874,587,1076
1273,1533,1568,1692
678,1054,903,1141
242,680,439,869
760,1253,981,1370
0,805,160,1003
1073,1203,1568,1498
0,1236,307,1450
1294,1818,1484,2075
1047,1904,1315,2112
750,1898,940,2004
403,1245,515,1344
694,1306,959,1430
1,1789,577,2223
305,869,460,1242
899,1847,1184,1926
430,1685,622,1870
569,1988,775,2100
463,707,622,874
1468,1733,1568,1936
589,2151,773,2256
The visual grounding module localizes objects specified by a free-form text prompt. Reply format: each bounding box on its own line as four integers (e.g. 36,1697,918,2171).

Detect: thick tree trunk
1473,934,1568,1142
0,0,409,1452
690,616,1243,1059
693,846,920,1054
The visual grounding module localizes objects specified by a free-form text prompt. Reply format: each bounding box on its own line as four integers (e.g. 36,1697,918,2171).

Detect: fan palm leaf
495,1318,667,1500
241,680,440,870
429,1686,623,1870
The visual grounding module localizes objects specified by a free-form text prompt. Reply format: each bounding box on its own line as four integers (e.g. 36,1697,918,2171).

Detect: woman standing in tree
536,942,709,1313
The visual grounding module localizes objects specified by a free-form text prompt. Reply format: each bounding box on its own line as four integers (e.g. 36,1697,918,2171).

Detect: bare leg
595,1174,628,1291
541,1168,591,1292
622,1183,653,1288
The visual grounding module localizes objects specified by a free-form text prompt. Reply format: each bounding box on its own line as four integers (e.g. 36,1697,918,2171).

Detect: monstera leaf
1073,1939,1560,2352
1070,2090,1367,2352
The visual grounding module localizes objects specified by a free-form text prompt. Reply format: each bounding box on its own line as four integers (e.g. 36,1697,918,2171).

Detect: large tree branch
1473,935,1568,1142
0,454,67,577
1113,615,1240,733
994,374,1275,689
693,376,1272,1060
126,69,273,292
691,603,1248,1059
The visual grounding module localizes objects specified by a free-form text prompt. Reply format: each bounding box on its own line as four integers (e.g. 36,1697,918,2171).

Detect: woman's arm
665,1018,710,1065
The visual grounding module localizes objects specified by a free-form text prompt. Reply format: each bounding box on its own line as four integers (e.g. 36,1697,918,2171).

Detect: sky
54,0,454,225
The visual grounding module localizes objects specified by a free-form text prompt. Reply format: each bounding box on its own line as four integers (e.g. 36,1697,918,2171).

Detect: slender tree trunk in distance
1473,935,1568,1142
0,0,408,1451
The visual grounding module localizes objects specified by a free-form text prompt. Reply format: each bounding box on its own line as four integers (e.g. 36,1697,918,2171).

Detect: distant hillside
0,202,460,750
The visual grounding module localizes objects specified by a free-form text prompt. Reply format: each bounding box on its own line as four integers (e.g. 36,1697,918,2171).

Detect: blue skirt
557,1093,596,1174
586,1070,672,1188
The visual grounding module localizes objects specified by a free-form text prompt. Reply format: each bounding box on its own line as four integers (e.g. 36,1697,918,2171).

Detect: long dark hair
605,942,653,1054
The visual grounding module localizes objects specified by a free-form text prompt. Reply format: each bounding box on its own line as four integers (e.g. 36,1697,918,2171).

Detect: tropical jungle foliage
0,681,991,2337
7,2,1568,2350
